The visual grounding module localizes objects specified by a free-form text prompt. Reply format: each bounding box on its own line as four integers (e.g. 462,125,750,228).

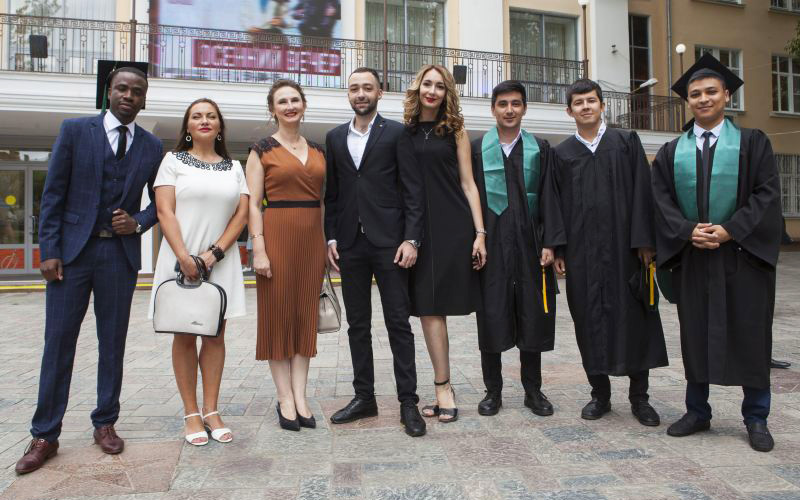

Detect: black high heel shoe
277,403,300,431
421,379,458,423
298,413,316,429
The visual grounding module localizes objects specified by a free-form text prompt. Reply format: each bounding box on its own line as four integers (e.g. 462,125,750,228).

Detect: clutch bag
318,266,341,334
153,256,227,337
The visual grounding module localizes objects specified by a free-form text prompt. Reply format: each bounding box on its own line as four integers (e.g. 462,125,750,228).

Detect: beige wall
630,0,800,155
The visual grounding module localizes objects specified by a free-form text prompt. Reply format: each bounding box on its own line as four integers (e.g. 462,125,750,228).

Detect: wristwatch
135,223,142,234
209,244,226,262
405,239,420,249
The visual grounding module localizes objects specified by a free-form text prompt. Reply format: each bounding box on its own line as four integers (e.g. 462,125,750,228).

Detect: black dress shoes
771,358,791,369
746,421,774,452
277,403,300,431
666,413,711,437
298,413,316,429
524,390,554,416
400,403,426,437
478,392,502,416
330,397,378,424
581,398,611,420
631,401,660,426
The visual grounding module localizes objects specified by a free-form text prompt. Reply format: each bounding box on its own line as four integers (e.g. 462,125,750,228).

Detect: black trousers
481,350,542,395
338,232,418,404
31,238,137,441
586,370,649,404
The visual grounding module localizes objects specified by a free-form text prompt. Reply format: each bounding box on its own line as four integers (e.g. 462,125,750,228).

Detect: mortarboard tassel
542,267,549,314
648,261,655,307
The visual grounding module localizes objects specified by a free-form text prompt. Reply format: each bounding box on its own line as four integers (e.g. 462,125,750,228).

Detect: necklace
422,127,434,140
276,134,302,150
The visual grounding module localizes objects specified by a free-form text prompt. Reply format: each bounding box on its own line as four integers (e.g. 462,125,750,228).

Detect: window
365,0,445,47
773,55,800,113
509,10,577,60
772,0,800,12
629,15,650,93
695,46,743,110
777,155,800,216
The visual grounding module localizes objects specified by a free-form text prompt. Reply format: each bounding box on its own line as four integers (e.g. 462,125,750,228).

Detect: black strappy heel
422,379,459,423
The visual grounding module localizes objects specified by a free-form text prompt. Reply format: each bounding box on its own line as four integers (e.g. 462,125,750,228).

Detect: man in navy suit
16,62,163,474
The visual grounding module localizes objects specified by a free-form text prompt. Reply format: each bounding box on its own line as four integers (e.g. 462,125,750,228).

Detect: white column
340,0,357,39
458,0,504,53
588,0,631,92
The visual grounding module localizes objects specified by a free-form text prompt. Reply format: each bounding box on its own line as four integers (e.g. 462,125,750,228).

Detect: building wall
590,0,630,91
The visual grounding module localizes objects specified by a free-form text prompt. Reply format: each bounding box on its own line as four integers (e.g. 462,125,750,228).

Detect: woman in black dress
403,64,487,422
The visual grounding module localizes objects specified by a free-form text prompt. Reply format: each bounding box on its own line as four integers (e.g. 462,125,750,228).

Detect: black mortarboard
671,52,743,101
96,60,150,111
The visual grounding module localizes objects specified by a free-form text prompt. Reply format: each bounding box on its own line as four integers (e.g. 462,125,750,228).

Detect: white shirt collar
500,129,523,157
574,121,606,152
103,111,135,136
349,114,377,137
693,119,724,140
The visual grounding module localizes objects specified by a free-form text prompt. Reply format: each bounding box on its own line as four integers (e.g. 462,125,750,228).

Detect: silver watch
135,223,142,234
405,239,420,249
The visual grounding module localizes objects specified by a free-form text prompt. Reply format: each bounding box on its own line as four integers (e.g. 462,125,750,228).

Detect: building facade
0,0,796,278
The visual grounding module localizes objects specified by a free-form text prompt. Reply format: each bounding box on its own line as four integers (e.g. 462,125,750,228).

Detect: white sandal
202,410,233,443
183,413,209,446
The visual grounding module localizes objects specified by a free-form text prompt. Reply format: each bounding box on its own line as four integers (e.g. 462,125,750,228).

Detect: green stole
673,118,740,223
481,127,541,217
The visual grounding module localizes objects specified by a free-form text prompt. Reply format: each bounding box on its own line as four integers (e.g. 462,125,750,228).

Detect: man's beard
351,99,377,116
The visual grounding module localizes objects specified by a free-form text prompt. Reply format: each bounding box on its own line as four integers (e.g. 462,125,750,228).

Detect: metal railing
604,91,683,133
0,14,682,132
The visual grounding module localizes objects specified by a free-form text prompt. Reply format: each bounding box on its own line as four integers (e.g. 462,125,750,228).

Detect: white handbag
153,256,227,337
318,267,341,334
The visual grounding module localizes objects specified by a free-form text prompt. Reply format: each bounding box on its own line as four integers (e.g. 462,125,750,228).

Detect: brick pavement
0,255,799,499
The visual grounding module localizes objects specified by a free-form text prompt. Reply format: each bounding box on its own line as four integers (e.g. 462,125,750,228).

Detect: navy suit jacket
38,113,163,270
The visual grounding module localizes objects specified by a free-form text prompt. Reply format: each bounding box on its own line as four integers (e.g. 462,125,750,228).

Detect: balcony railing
0,14,682,132
604,91,684,133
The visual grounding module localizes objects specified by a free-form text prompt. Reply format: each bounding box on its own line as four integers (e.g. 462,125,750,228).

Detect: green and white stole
481,127,541,217
673,118,740,223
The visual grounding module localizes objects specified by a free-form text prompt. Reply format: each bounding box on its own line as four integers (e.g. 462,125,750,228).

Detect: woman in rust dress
246,80,326,431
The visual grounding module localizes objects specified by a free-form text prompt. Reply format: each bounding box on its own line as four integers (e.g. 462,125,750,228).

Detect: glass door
0,166,47,275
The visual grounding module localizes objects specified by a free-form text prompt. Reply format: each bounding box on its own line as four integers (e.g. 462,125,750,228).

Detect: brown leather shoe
15,438,58,474
93,425,124,454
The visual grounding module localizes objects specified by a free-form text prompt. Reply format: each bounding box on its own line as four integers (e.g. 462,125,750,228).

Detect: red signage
192,39,341,76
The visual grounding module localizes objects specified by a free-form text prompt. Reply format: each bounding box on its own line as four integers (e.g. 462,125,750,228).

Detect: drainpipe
666,0,672,88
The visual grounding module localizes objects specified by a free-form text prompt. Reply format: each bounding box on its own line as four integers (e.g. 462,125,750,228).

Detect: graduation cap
671,52,743,101
96,60,149,112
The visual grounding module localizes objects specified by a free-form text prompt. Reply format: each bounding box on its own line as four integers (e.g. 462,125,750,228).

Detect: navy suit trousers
685,381,771,425
31,237,137,441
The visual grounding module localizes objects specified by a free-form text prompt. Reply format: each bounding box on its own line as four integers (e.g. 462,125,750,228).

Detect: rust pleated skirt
255,206,326,360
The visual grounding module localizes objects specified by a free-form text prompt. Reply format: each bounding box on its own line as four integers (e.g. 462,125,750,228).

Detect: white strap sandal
202,410,233,443
183,413,209,446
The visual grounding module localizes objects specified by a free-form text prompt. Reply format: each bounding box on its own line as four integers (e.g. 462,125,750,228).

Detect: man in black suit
325,67,426,437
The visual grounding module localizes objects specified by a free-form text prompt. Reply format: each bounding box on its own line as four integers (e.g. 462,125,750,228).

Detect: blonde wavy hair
403,64,464,136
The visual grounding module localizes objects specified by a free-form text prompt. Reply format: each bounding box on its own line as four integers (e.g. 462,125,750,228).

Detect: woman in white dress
149,98,249,446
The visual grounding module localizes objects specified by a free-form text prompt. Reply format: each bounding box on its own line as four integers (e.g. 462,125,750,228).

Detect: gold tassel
648,261,655,307
542,267,549,314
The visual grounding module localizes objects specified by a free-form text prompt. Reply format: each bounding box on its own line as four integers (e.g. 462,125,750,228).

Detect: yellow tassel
542,267,549,314
648,262,655,307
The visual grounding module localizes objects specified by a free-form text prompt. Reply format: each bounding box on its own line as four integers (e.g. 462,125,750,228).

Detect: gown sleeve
628,131,656,250
652,141,695,268
541,144,568,251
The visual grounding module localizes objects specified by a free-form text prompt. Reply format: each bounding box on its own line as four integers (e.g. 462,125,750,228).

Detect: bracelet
475,229,487,235
250,233,263,240
209,244,225,262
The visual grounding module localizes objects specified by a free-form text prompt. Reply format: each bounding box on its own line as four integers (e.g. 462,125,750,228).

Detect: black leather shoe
277,403,300,431
771,358,791,369
631,401,660,426
330,397,378,424
666,413,711,437
746,421,774,452
478,392,502,416
400,403,426,437
298,413,316,429
581,398,611,420
524,390,554,416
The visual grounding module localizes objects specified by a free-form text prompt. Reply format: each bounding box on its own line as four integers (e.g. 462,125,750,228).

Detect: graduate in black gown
404,64,487,424
543,79,667,427
471,81,559,417
652,54,782,452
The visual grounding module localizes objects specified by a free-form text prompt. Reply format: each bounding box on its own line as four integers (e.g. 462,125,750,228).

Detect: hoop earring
185,134,192,142
216,134,222,141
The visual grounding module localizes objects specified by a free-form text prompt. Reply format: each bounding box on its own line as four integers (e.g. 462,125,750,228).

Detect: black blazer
324,113,425,250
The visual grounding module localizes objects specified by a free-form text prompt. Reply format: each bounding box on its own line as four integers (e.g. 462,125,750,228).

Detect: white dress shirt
104,112,135,156
347,114,377,169
574,121,607,154
694,120,724,151
500,130,522,157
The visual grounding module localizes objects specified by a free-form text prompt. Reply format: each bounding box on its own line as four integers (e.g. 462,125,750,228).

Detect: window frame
772,55,800,114
694,45,745,111
777,154,800,217
508,9,579,61
628,14,652,93
771,0,800,13
364,0,447,47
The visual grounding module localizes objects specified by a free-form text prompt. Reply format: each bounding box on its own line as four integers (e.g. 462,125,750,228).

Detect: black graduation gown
652,127,782,389
543,127,667,376
470,136,558,354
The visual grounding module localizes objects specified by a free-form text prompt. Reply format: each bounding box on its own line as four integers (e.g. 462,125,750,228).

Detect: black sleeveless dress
408,122,480,316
